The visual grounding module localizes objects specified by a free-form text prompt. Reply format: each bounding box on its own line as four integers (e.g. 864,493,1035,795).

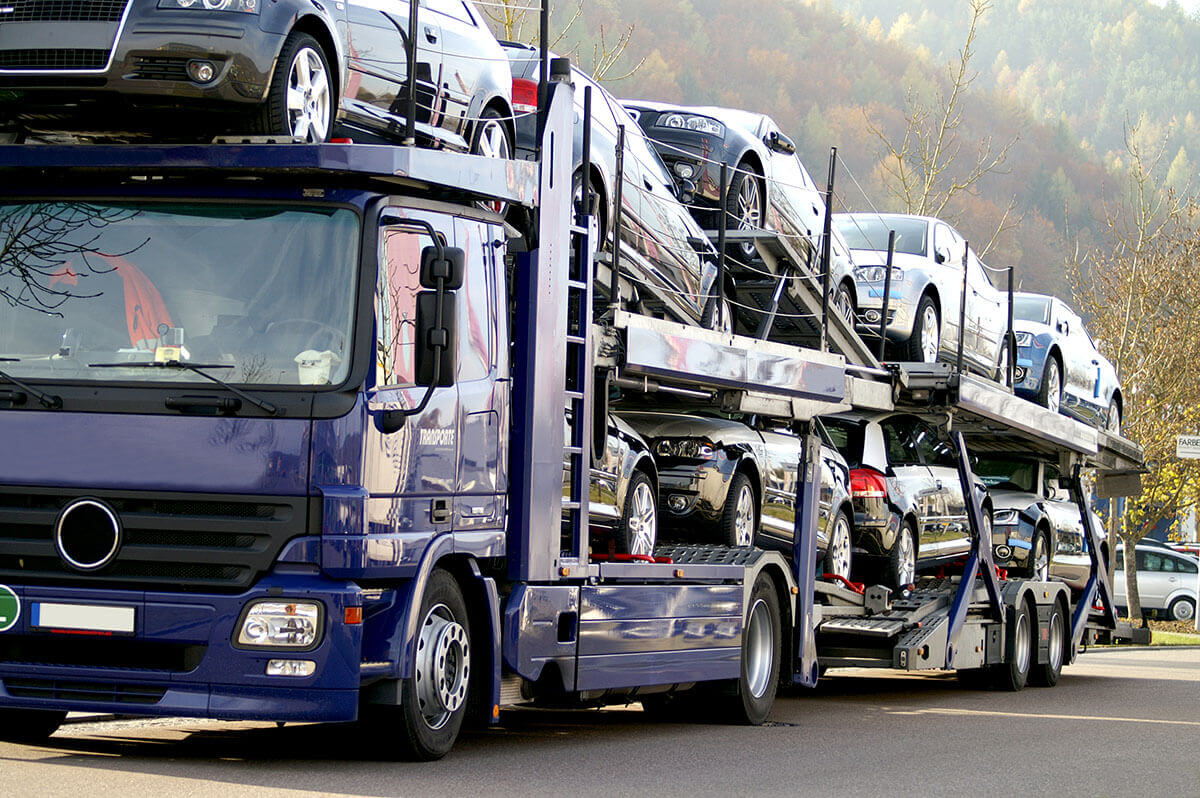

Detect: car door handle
936,480,943,490
424,26,438,43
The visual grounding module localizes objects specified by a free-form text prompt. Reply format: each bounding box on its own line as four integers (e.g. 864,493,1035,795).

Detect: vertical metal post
1068,464,1118,657
607,126,626,312
957,244,969,373
579,86,592,225
820,147,837,352
536,0,550,154
403,0,419,146
878,230,895,362
791,427,821,687
1006,266,1016,390
702,162,729,329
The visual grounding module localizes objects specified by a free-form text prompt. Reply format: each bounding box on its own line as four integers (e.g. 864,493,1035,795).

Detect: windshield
0,201,359,387
974,457,1037,493
1014,295,1052,325
835,216,928,257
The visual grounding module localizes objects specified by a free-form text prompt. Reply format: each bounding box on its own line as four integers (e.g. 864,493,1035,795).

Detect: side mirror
934,244,951,264
420,245,465,289
765,131,796,155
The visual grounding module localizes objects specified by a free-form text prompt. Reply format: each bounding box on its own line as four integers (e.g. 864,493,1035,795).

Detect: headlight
993,509,1019,525
656,113,725,138
158,0,259,12
673,161,698,180
237,601,322,649
1014,332,1033,347
655,438,716,459
856,266,904,283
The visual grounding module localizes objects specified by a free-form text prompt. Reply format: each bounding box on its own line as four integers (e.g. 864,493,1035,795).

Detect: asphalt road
1,647,1197,798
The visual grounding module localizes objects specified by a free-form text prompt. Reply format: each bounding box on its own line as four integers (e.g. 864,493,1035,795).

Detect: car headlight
655,438,716,460
993,509,1019,525
237,601,322,649
656,113,725,138
1014,332,1033,347
158,0,259,12
856,266,904,283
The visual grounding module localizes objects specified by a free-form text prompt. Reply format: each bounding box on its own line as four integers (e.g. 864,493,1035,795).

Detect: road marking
886,707,1200,727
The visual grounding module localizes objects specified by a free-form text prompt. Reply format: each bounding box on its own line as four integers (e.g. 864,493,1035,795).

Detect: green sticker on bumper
0,585,19,632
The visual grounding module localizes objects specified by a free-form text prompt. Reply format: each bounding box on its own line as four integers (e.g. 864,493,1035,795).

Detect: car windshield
835,216,928,257
0,201,359,387
1014,296,1052,325
974,457,1037,493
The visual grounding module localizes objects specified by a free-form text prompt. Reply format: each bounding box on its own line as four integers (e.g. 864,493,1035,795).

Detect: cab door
345,0,443,135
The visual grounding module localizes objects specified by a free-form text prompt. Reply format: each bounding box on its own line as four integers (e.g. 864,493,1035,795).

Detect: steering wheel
263,318,347,353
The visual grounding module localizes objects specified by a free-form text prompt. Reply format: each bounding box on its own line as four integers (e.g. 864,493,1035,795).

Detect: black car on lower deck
0,0,514,151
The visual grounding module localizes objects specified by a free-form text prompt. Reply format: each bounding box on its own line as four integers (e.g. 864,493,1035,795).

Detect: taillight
850,467,887,499
512,78,538,114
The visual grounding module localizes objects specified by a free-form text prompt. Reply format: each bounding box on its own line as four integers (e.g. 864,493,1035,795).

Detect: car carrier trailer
0,66,1141,760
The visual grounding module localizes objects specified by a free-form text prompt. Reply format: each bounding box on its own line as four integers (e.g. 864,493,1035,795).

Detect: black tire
822,510,853,580
834,282,856,328
719,472,758,547
1168,596,1196,623
1037,356,1063,413
254,32,333,143
991,599,1033,692
394,569,472,760
471,107,512,214
619,470,658,557
724,163,764,261
0,708,66,742
714,294,738,334
717,573,781,725
1024,527,1051,581
1030,599,1067,688
905,294,940,363
885,520,917,590
572,170,608,250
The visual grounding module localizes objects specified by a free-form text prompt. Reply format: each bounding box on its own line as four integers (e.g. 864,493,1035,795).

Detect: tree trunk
1121,535,1144,625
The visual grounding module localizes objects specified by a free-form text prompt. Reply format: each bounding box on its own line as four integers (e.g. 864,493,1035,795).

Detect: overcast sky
1151,0,1200,15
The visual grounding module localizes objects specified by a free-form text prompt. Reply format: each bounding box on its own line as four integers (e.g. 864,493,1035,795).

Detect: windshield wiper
88,361,279,416
0,358,63,410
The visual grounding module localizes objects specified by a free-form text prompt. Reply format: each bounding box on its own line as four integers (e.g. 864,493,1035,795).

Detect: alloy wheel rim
286,47,330,143
628,481,657,556
999,345,1010,387
1107,405,1120,435
1047,364,1061,413
1034,534,1049,581
1014,610,1030,674
897,528,915,585
1175,600,1195,622
476,120,510,214
414,603,470,731
734,484,755,546
736,177,762,259
1048,610,1064,672
920,306,939,363
828,516,852,578
744,598,773,698
836,287,855,327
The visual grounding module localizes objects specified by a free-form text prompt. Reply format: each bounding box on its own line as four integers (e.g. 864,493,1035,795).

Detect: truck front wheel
397,569,472,760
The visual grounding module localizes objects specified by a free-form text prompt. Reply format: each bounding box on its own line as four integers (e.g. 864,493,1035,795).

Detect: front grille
0,636,205,672
0,488,313,593
0,48,108,70
3,677,166,705
131,55,190,82
0,1,129,23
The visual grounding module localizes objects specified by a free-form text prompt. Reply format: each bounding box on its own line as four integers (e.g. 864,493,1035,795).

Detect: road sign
1177,435,1200,459
0,584,19,632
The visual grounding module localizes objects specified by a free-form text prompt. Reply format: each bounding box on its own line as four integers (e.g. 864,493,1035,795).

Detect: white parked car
1112,544,1198,622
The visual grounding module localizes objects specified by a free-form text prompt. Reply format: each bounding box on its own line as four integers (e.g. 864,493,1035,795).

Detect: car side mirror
934,244,951,264
765,131,796,155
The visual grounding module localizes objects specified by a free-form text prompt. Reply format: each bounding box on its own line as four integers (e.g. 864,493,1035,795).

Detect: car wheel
716,572,781,725
996,339,1012,387
620,470,658,557
1105,400,1121,436
991,598,1033,692
714,295,738,334
1038,356,1063,414
0,708,66,742
1030,599,1066,688
724,163,764,262
257,32,333,143
719,473,758,547
905,295,940,363
572,170,608,250
472,108,512,214
822,511,853,580
834,283,856,328
1026,527,1051,582
1168,596,1196,623
395,569,471,760
886,520,917,589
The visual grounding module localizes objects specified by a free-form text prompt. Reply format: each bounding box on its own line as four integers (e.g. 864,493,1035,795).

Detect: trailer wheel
1030,599,1067,687
719,573,781,725
992,598,1033,692
0,708,66,741
396,569,471,760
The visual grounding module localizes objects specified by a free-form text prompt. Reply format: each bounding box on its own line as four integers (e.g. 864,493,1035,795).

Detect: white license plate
31,602,135,634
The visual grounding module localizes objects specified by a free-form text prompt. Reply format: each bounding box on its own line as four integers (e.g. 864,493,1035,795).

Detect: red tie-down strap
822,573,865,594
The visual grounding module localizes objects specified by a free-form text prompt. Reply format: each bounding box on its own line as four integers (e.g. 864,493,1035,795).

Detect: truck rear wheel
396,569,472,760
1030,599,1066,687
991,598,1033,692
718,573,781,725
0,708,66,741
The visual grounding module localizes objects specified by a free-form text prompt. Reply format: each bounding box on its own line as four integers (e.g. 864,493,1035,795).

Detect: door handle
936,480,943,490
424,26,438,43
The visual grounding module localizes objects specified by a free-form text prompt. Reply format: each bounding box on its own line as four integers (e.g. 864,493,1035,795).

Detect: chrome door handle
424,26,438,43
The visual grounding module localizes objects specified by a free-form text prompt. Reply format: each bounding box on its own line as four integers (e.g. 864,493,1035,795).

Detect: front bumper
655,460,729,530
0,572,364,722
992,521,1033,569
854,285,914,341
